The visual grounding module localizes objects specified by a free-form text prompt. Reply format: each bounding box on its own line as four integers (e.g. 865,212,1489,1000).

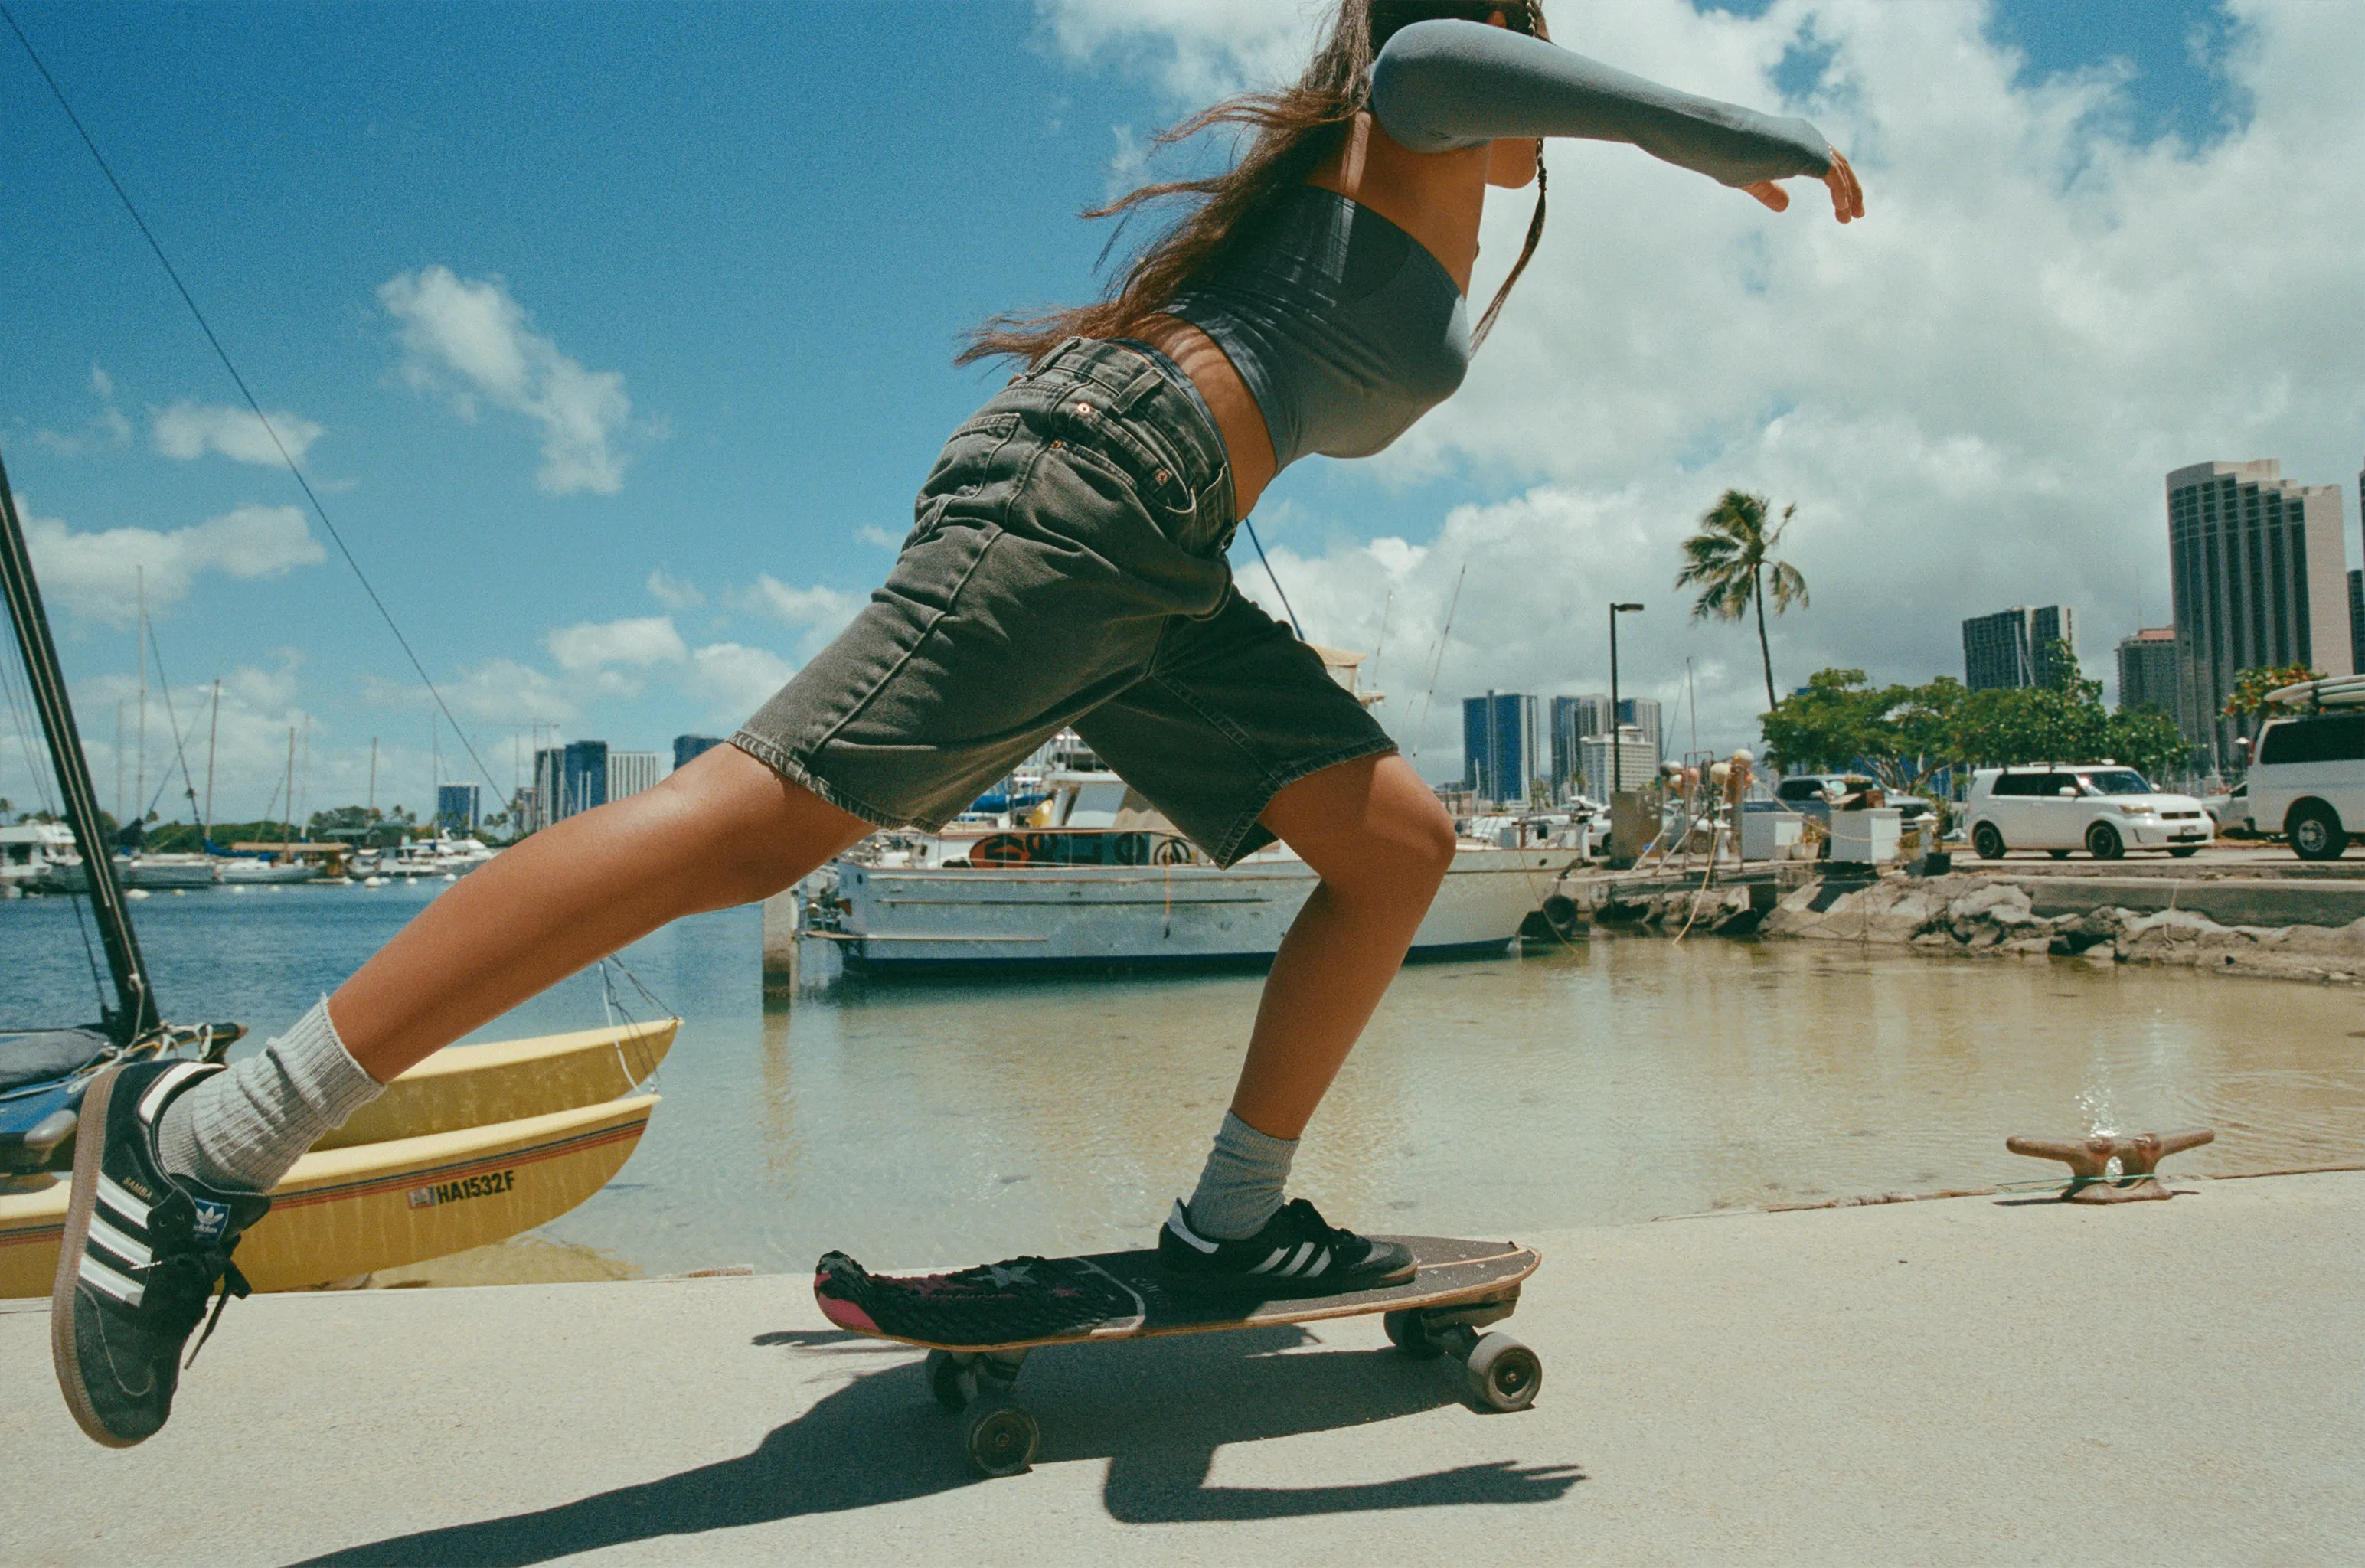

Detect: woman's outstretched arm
1370,18,1860,217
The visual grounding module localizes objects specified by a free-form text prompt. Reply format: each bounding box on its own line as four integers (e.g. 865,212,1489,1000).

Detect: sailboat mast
204,678,220,841
0,439,159,1040
135,566,146,832
281,725,296,855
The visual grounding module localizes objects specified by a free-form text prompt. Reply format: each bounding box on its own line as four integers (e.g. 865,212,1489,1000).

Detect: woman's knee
1271,754,1458,899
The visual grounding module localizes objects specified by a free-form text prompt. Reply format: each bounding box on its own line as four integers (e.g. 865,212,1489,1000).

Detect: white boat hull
38,855,218,891
821,846,1566,970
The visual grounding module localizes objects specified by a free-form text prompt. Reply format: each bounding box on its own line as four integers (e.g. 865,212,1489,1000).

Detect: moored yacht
803,766,1570,972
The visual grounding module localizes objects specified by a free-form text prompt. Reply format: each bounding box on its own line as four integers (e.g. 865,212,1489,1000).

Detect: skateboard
813,1235,1542,1477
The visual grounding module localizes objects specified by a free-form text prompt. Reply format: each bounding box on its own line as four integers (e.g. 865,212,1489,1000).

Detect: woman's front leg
1228,752,1457,1138
330,743,872,1083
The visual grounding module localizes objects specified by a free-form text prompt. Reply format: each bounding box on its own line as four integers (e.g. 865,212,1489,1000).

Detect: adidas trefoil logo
190,1198,230,1242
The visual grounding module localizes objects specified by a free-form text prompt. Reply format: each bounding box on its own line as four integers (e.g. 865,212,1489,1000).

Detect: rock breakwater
1759,873,2365,982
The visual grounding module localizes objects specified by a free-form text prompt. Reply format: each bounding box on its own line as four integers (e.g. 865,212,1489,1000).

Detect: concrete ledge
4,1173,2357,1563
2021,875,2365,927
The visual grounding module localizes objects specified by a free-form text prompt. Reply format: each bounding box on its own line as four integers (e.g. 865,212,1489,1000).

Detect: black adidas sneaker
51,1058,269,1448
1158,1197,1415,1296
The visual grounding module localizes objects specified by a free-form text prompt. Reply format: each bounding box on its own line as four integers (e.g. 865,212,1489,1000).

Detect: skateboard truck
2004,1128,2215,1202
1383,1287,1540,1412
925,1349,1039,1477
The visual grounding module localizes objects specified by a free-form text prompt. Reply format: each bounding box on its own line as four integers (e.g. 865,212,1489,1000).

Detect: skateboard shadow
296,1324,1583,1564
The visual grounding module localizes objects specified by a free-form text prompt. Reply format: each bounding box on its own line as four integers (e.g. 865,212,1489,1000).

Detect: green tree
1675,488,1809,713
1761,670,1965,799
2105,704,2190,779
2224,663,2324,720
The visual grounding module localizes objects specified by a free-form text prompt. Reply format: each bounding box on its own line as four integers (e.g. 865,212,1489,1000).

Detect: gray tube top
1159,19,1832,474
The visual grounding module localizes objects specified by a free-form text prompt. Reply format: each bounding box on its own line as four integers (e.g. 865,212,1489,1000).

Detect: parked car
1772,773,1937,825
2200,780,2251,833
2247,710,2365,860
1961,764,2214,861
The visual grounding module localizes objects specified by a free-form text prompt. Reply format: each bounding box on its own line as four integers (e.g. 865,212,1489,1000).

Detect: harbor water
5,880,2360,1279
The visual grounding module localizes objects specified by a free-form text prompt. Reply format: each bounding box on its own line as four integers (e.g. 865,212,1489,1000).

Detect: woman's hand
1742,149,1864,224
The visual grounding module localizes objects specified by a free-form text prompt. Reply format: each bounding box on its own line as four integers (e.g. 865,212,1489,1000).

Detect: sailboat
1,439,675,1294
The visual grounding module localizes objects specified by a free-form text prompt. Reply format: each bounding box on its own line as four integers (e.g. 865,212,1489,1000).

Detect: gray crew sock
1184,1109,1298,1240
156,998,385,1194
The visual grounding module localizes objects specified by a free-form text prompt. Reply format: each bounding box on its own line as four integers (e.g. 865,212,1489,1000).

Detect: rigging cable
1,2,508,806
1240,518,1305,642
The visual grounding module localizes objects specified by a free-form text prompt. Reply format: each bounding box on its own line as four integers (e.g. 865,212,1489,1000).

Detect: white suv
1962,765,2214,861
2247,711,2365,860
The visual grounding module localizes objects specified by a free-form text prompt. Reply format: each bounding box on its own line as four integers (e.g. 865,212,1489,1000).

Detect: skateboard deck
813,1236,1542,1476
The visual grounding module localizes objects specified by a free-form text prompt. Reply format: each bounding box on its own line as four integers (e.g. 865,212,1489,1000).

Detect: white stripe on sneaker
1280,1241,1315,1276
96,1174,151,1229
136,1060,209,1124
1164,1200,1220,1255
87,1213,151,1269
78,1252,145,1306
1305,1247,1331,1278
1248,1248,1287,1276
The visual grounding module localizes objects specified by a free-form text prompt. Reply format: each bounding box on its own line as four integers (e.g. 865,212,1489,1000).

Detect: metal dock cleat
2004,1128,2216,1202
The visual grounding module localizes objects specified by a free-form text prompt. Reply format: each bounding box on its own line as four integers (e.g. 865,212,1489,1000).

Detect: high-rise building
1549,694,1609,797
1962,606,2076,691
2115,627,2178,713
1579,727,1659,800
2167,460,2352,766
2350,567,2364,676
434,782,481,832
531,747,560,832
1615,696,1664,763
1462,691,1541,805
674,734,727,772
559,740,609,821
606,750,663,802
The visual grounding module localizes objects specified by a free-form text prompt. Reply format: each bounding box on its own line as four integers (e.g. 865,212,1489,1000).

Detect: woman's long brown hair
959,0,1551,368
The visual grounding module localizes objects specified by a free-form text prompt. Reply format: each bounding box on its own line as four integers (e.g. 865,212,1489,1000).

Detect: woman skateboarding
54,0,1861,1446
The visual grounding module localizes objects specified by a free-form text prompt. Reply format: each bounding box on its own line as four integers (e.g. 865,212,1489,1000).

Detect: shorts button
1076,401,1094,415
1155,469,1170,484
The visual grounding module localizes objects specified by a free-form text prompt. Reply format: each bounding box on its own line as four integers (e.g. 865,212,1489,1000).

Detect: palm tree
1675,489,1810,713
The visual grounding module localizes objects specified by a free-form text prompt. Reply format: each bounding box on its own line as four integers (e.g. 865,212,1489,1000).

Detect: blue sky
0,0,2324,821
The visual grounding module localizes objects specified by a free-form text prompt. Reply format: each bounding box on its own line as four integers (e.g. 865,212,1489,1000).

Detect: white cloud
645,568,705,610
684,642,795,720
1038,0,1323,100
1050,0,2365,764
35,365,134,456
544,616,691,674
732,573,865,659
434,658,582,727
379,266,635,495
21,501,325,626
152,400,323,466
855,524,904,550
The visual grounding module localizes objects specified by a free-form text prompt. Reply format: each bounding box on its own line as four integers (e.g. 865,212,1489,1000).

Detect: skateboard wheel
1383,1310,1444,1360
1464,1331,1541,1413
926,1348,970,1411
965,1400,1039,1478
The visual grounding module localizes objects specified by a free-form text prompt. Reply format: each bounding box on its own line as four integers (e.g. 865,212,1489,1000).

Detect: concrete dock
5,1171,2357,1563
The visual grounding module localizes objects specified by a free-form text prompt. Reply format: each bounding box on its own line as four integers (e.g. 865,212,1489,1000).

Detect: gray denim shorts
731,337,1395,867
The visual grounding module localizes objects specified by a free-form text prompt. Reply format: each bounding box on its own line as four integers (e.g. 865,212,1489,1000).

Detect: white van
1962,764,2214,861
2247,711,2365,860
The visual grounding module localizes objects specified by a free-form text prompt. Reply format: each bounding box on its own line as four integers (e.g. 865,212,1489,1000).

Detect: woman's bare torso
1137,115,1533,518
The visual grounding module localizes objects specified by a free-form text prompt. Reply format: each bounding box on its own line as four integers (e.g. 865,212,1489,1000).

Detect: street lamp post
1608,602,1644,795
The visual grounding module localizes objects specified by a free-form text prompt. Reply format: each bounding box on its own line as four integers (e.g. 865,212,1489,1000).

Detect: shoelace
133,1246,252,1369
1279,1198,1365,1253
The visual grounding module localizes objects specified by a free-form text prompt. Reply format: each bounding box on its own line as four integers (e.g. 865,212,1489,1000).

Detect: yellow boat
314,1017,676,1150
0,1094,656,1296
